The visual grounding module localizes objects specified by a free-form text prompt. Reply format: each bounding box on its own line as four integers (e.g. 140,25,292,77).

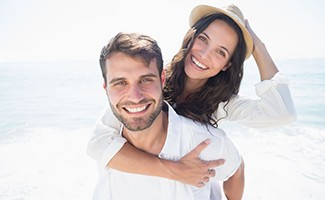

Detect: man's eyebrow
109,73,158,84
140,73,159,79
109,77,125,84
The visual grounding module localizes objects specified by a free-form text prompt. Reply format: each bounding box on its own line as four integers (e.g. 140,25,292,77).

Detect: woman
88,3,296,196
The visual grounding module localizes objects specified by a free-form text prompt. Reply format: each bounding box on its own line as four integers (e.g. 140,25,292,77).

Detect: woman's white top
87,72,296,168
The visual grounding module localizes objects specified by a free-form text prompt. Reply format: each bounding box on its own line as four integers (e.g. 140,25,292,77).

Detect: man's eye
114,81,127,86
140,78,153,83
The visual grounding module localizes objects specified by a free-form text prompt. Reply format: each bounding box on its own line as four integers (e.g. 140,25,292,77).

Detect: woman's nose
199,47,211,60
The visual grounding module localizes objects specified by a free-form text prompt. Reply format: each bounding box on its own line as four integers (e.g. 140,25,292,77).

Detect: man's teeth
126,105,147,113
192,57,208,69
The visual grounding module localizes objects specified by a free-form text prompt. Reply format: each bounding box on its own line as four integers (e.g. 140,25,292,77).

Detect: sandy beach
1,60,324,199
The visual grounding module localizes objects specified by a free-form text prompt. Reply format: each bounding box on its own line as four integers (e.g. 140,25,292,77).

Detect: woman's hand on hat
245,19,267,55
245,19,263,54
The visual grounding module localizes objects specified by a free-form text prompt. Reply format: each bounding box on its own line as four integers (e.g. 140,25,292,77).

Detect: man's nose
127,84,144,102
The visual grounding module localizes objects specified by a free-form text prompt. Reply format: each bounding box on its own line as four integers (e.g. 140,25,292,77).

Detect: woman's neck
183,77,206,97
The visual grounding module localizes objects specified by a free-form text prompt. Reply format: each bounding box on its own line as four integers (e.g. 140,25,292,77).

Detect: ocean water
0,59,324,199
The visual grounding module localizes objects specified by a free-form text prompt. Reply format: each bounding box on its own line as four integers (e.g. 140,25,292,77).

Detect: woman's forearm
89,108,224,186
252,42,279,81
108,142,174,178
108,140,224,186
245,20,279,81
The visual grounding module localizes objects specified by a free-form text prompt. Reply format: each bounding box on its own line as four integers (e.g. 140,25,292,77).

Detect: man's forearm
223,160,245,200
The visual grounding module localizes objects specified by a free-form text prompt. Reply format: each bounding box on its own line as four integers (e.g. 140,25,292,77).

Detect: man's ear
161,69,166,87
221,62,231,71
103,82,107,89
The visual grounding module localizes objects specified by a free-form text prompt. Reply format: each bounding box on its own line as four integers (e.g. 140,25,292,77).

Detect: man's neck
122,111,168,156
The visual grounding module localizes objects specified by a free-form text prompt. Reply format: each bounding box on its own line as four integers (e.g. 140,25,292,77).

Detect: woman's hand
162,139,225,187
245,19,263,54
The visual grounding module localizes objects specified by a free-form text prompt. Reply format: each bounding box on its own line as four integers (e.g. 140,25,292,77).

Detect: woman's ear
222,62,231,71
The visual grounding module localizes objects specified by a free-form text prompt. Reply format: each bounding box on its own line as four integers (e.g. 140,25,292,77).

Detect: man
93,32,244,200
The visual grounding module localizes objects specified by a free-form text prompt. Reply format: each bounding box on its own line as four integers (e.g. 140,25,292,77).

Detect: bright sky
0,0,324,62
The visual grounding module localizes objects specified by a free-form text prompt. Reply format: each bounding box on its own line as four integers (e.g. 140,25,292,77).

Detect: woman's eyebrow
202,32,230,56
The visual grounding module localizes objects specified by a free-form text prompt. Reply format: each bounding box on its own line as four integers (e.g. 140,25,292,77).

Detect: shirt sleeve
215,72,296,128
197,129,241,182
213,135,242,181
87,106,126,169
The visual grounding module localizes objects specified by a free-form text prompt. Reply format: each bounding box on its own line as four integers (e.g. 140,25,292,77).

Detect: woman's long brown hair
163,13,247,127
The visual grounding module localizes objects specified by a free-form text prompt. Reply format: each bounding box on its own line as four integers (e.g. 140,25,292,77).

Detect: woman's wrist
160,159,179,180
252,40,265,57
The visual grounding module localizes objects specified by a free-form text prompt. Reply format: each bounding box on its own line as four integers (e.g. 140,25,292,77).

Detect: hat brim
189,5,253,60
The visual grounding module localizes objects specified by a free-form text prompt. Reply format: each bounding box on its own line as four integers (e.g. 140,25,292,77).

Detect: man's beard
110,96,164,131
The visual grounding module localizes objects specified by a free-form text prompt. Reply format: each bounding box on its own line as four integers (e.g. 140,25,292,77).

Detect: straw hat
189,4,253,60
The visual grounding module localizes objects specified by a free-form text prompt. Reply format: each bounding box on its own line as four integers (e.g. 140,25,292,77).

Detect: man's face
104,52,165,131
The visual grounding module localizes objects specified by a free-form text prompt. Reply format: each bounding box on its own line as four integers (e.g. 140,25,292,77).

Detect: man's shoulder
178,114,225,136
166,101,225,138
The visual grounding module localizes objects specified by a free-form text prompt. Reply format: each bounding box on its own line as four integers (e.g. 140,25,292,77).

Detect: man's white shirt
93,102,241,200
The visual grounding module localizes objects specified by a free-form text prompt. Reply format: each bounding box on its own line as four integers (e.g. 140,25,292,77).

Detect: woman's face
184,19,238,82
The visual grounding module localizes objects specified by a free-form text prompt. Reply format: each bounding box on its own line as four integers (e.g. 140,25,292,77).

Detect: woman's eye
217,50,226,57
198,35,208,43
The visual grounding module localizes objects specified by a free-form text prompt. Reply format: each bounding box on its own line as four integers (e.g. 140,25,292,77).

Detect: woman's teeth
192,57,208,69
